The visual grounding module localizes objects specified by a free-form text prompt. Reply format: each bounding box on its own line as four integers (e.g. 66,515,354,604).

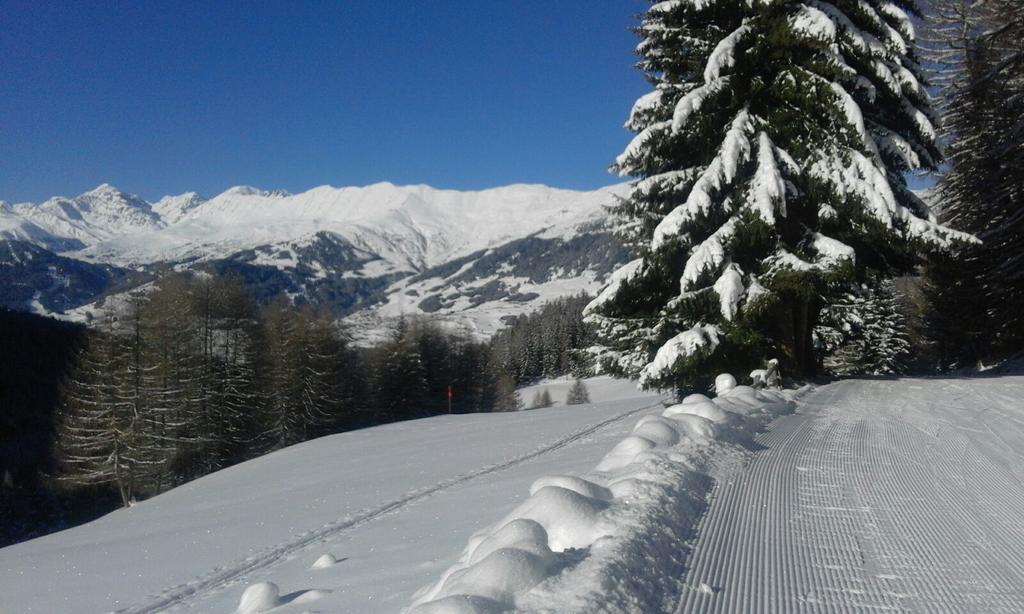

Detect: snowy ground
3,375,1023,613
676,376,1024,613
0,377,663,614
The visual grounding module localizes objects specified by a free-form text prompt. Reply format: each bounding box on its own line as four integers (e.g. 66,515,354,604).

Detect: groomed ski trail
676,376,1024,614
117,400,664,614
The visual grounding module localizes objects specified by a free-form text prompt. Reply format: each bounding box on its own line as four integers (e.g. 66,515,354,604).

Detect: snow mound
498,486,611,552
632,415,683,446
311,553,337,569
237,582,280,614
663,399,729,423
595,435,658,472
715,373,737,394
406,374,802,613
529,475,612,501
664,413,718,443
681,392,712,405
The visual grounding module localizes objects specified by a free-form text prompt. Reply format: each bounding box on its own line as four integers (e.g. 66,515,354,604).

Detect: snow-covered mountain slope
52,182,623,269
1,182,631,334
10,183,161,247
0,377,663,614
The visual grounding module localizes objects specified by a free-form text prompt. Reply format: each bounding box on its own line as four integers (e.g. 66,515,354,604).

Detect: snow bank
406,375,801,613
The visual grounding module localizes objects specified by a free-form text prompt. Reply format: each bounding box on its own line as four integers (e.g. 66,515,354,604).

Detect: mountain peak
82,183,123,197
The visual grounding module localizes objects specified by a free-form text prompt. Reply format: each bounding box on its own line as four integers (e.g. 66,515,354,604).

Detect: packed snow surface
677,376,1024,613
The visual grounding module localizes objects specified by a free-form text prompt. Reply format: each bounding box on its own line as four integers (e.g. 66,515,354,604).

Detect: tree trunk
788,297,818,379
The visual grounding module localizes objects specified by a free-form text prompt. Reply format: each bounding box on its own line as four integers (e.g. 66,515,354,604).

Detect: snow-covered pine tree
814,289,865,373
860,279,912,374
587,0,972,391
817,279,910,374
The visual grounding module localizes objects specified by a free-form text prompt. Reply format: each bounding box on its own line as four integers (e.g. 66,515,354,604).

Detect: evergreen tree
565,378,591,405
492,374,523,412
368,318,430,421
530,388,554,409
922,0,1024,367
489,294,595,383
817,279,911,374
587,0,971,392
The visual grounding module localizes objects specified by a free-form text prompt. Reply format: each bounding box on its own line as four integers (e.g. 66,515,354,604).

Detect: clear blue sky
0,1,650,203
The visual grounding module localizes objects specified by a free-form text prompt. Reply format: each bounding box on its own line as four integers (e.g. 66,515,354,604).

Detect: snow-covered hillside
0,377,663,613
0,182,631,335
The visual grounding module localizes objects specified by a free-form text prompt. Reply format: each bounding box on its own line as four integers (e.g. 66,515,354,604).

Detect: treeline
1,282,598,545
489,294,594,383
55,274,532,507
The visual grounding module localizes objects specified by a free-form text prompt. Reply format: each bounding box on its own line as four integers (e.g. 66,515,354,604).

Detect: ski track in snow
116,400,663,614
676,377,1024,614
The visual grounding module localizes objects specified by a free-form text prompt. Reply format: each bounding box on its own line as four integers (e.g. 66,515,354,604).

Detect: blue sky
0,1,651,202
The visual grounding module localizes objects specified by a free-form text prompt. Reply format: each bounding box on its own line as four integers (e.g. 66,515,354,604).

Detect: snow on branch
810,232,855,268
746,132,788,224
626,90,664,131
584,258,644,316
810,150,977,248
827,79,881,156
615,120,672,174
652,111,753,250
791,4,838,43
880,2,915,43
638,323,721,387
713,263,746,321
704,23,752,83
672,78,731,133
680,217,738,291
812,1,887,57
650,0,720,13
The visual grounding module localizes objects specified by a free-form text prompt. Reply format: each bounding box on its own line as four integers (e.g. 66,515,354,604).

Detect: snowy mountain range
0,182,631,337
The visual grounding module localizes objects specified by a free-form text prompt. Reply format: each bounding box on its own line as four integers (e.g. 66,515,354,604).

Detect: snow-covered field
0,377,664,613
3,375,1023,613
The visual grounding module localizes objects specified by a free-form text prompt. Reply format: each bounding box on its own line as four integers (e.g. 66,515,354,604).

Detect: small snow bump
311,553,337,569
